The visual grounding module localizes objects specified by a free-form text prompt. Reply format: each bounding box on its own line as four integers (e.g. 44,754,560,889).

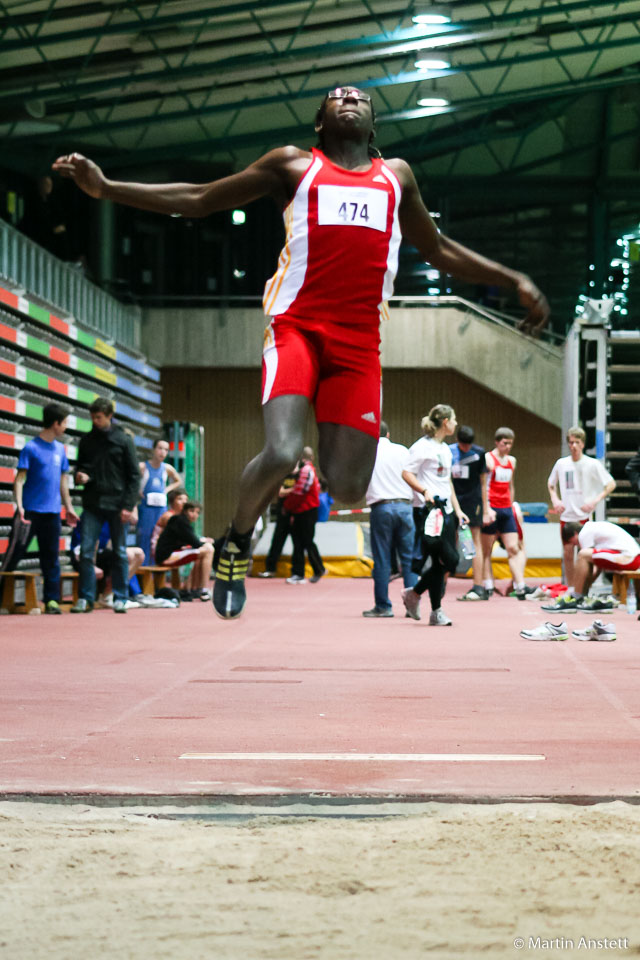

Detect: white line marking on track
179,752,545,762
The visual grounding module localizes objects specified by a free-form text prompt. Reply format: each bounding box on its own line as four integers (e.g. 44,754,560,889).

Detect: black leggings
414,510,459,611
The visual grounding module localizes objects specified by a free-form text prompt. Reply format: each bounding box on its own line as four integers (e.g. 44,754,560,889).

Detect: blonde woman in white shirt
401,404,469,625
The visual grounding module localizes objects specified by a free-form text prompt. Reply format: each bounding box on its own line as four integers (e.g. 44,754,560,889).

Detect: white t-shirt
365,437,412,506
405,436,453,513
548,455,613,522
578,521,640,558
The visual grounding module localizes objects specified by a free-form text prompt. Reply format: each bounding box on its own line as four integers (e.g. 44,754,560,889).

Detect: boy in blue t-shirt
10,402,79,613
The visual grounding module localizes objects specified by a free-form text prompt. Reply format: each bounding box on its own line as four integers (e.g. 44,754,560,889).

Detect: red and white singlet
487,451,515,508
263,148,402,329
260,148,403,436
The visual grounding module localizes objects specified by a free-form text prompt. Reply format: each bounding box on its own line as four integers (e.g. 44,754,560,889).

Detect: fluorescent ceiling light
417,96,450,106
413,13,451,24
415,58,451,69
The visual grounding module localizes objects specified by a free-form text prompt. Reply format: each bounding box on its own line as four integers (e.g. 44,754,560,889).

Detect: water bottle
626,581,637,615
458,522,476,560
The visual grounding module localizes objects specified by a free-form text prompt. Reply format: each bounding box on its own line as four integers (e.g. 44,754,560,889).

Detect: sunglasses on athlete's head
327,87,371,103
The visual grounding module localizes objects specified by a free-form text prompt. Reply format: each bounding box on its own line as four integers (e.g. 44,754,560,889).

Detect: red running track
1,577,639,799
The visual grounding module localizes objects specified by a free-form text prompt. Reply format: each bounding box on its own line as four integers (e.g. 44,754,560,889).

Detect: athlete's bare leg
232,394,310,535
481,532,497,582
502,531,526,584
470,526,484,584
317,423,378,503
563,540,577,589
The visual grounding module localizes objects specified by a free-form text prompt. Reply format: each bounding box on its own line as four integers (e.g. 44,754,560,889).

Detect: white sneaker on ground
97,593,114,608
401,587,421,621
525,586,548,601
429,609,452,626
286,575,306,584
519,621,568,641
571,620,617,642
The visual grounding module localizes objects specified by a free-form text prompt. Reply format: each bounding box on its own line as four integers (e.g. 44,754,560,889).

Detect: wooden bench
611,569,640,604
60,570,79,604
137,565,182,595
0,571,41,614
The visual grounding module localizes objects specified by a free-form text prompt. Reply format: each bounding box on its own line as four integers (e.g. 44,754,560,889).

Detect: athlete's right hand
52,153,106,199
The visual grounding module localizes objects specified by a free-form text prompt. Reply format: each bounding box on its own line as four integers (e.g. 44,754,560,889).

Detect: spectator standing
362,421,416,617
450,424,490,601
9,402,79,613
281,447,325,584
258,472,297,578
70,397,139,614
401,404,468,626
137,438,182,563
548,426,616,593
481,427,529,599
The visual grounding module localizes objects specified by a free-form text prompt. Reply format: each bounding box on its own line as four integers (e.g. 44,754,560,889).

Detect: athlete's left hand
515,274,549,337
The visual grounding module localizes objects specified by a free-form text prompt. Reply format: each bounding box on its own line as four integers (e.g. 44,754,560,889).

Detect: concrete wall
161,365,561,535
142,304,563,426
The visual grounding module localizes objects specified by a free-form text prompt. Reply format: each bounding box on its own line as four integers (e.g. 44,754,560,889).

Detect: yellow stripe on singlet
263,203,294,315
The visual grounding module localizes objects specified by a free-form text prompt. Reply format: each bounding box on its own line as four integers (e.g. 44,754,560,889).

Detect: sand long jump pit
2,797,640,960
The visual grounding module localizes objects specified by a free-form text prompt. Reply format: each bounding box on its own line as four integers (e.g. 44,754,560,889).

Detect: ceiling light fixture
413,13,452,24
414,58,451,69
417,96,450,107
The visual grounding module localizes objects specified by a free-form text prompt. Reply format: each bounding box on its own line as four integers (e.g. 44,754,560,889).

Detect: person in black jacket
70,397,140,614
155,501,214,600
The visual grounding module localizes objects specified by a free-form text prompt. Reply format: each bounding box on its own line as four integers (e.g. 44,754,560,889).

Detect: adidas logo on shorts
361,411,377,423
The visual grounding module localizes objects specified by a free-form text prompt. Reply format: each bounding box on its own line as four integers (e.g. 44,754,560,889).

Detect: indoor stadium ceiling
2,0,640,180
2,0,640,325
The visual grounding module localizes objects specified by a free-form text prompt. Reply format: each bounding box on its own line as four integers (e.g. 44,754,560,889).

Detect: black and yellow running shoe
213,536,251,619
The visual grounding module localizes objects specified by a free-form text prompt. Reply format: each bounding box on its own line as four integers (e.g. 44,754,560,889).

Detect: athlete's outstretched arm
52,146,301,217
393,160,549,335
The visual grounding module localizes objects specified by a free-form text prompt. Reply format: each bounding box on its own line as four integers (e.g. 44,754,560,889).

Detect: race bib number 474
317,185,388,232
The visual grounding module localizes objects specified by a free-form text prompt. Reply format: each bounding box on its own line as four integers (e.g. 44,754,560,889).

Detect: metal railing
0,219,141,350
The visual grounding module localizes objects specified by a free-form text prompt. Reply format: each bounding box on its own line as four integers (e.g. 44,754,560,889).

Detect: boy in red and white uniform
280,447,325,584
481,427,529,598
54,87,548,620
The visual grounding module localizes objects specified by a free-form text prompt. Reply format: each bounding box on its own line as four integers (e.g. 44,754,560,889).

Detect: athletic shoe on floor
97,593,114,609
541,595,579,613
286,575,306,584
525,586,548,601
576,596,617,612
257,571,276,578
571,619,617,642
113,599,128,613
429,608,452,626
45,600,61,614
213,536,251,619
309,569,326,583
457,585,489,601
362,607,394,618
401,587,421,621
70,598,93,613
520,620,568,641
